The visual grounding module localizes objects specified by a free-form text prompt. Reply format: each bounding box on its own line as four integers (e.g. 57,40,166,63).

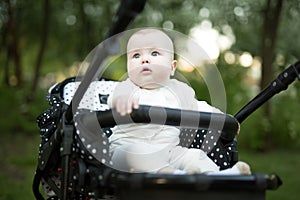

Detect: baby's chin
136,80,167,90
129,74,170,89
139,82,162,89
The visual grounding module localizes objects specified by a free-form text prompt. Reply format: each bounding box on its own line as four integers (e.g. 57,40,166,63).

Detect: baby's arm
197,101,223,113
108,79,140,116
170,80,223,113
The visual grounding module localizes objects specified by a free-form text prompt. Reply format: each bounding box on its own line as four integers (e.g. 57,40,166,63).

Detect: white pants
111,143,219,173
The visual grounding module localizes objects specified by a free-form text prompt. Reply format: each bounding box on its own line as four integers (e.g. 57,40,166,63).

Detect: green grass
0,133,40,200
1,132,299,200
239,148,300,200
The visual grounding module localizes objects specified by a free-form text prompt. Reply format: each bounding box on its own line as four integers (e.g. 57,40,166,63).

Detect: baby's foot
158,167,186,175
235,161,251,175
173,169,186,175
208,161,251,175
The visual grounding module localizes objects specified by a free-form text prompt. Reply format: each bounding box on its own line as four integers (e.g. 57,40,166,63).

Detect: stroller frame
33,60,300,199
31,60,300,199
34,77,242,197
31,1,300,199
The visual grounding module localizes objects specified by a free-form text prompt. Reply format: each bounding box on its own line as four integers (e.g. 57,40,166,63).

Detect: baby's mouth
141,66,152,73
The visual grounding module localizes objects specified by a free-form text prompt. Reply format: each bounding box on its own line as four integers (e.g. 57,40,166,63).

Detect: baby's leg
169,146,219,174
111,143,170,173
157,166,186,174
208,161,251,175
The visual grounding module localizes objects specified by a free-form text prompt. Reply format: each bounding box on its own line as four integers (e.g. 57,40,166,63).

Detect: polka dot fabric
36,78,118,198
63,80,117,111
179,128,235,170
35,78,237,199
36,95,62,144
73,110,113,167
62,80,117,167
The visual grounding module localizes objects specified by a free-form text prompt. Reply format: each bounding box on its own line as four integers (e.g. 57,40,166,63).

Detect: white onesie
108,78,221,173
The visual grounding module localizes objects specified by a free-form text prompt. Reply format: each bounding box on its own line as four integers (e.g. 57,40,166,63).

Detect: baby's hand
113,94,139,116
110,79,140,116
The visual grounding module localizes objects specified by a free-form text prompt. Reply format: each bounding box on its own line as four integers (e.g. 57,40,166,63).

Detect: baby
108,28,250,175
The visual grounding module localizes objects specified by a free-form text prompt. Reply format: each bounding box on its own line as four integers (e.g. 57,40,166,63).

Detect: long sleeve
107,78,139,108
166,79,222,113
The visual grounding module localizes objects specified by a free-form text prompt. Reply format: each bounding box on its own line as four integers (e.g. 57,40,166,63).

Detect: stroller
32,1,299,199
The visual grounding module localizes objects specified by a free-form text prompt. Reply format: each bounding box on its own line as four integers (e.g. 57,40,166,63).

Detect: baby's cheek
157,67,171,78
128,70,137,81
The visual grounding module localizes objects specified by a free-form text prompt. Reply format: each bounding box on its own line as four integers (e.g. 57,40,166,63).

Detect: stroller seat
33,77,282,200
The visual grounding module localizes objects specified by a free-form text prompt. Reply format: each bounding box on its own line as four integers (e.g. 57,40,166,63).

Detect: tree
31,0,50,99
5,0,23,87
260,0,283,150
0,0,299,148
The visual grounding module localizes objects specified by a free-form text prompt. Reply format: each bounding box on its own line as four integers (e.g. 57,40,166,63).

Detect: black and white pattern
36,78,237,199
179,128,234,170
63,80,117,110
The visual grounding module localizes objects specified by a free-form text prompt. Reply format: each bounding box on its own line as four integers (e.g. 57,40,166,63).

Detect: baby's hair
126,28,175,54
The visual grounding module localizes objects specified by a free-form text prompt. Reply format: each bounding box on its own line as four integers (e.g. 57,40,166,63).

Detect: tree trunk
260,0,283,150
1,22,10,86
78,1,94,56
6,0,23,87
30,0,50,100
4,47,11,86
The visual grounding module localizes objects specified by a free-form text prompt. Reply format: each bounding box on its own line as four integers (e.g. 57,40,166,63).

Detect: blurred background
0,0,299,199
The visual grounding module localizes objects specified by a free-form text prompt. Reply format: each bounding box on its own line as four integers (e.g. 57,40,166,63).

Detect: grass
0,133,40,200
0,132,300,200
239,148,300,200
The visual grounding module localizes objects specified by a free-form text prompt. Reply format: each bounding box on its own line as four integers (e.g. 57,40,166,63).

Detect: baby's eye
133,53,140,59
151,51,159,56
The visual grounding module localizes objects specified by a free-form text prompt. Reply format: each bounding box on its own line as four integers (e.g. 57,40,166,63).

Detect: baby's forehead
127,30,174,52
127,46,172,54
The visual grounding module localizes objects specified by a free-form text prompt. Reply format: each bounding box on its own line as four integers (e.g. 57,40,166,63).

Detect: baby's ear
171,60,177,76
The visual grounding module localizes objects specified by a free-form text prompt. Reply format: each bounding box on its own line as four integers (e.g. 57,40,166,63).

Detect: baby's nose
142,60,149,64
141,56,150,64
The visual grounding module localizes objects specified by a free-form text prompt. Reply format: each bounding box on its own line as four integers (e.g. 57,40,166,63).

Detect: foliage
0,0,300,151
1,1,300,198
0,85,48,134
270,83,300,147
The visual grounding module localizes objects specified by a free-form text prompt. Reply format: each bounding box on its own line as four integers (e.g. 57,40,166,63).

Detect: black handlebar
235,61,300,123
77,105,240,142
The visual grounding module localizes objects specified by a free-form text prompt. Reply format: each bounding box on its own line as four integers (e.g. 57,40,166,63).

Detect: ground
0,132,299,200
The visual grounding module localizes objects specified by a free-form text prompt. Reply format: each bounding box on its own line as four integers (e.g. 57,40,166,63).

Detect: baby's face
127,30,176,89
